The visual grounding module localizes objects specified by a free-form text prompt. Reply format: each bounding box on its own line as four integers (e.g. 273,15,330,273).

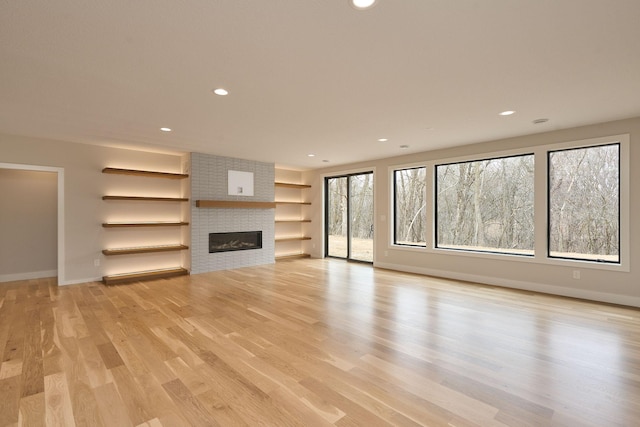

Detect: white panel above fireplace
228,170,254,196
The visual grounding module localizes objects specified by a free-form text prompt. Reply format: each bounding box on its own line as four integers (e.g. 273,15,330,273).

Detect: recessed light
499,110,516,116
213,88,229,96
533,118,549,124
350,0,376,10
160,127,172,132
378,138,388,142
322,160,330,163
308,154,315,157
400,145,409,149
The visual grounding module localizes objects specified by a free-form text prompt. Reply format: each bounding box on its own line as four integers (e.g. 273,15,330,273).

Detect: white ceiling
2,1,640,170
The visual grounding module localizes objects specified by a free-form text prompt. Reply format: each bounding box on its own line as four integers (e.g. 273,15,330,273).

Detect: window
435,154,534,255
390,134,627,270
548,143,620,263
394,167,426,246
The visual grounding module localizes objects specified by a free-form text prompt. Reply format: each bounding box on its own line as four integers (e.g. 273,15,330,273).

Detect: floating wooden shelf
103,267,189,285
103,196,189,202
102,167,188,179
196,200,277,209
275,182,311,189
102,222,189,228
275,236,312,242
275,219,312,223
276,253,311,260
102,245,189,256
275,201,311,205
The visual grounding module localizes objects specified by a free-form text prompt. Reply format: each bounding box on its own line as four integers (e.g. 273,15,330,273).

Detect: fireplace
209,231,263,253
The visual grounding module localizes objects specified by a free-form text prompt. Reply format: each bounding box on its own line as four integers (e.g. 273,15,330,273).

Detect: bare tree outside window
394,167,426,246
548,143,619,263
436,154,535,255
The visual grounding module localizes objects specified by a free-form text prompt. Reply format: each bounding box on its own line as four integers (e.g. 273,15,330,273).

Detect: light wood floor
1,259,639,427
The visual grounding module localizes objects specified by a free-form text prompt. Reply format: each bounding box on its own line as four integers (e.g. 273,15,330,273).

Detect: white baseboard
59,276,103,286
0,269,58,283
0,271,103,286
374,261,640,308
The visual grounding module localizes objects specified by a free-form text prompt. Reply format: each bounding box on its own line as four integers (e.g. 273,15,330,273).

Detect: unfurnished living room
1,1,639,426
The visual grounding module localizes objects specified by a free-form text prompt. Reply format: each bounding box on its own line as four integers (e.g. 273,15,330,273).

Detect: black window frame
393,166,427,247
434,152,535,257
546,142,621,264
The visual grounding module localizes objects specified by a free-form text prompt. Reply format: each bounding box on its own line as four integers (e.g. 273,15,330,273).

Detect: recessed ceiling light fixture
350,0,376,10
378,138,388,142
499,110,516,116
160,127,172,132
400,145,409,149
533,118,549,124
322,160,330,163
308,154,315,157
213,88,229,96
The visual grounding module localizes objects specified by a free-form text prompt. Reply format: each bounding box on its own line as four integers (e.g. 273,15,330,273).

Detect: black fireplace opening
209,231,263,253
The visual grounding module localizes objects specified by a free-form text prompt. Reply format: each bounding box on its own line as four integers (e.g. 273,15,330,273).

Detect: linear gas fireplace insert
209,231,262,253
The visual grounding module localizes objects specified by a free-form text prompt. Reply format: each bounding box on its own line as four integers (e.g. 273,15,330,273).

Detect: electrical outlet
94,259,100,267
572,270,580,279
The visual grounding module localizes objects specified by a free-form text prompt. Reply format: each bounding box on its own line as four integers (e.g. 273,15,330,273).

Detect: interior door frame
324,169,374,263
0,162,66,284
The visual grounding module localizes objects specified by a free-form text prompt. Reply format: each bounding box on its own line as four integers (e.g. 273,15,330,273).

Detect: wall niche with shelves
101,167,190,284
274,169,312,260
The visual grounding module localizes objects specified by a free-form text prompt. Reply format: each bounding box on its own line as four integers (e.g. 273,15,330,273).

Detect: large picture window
548,143,620,263
435,154,534,255
394,167,426,246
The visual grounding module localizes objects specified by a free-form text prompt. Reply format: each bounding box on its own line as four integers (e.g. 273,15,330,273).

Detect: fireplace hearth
209,231,262,253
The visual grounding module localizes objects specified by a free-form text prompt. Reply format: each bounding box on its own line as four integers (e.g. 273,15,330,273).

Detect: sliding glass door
325,172,374,262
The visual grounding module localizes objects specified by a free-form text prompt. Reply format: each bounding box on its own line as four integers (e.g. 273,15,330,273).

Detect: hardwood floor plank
1,302,25,370
44,372,76,427
0,375,20,426
268,386,339,427
165,357,212,396
66,370,105,427
162,378,220,427
21,308,44,397
301,376,396,427
96,341,125,370
126,333,178,384
76,336,114,388
18,392,45,427
111,365,154,425
0,288,15,366
195,389,250,427
39,306,60,369
93,382,133,427
0,359,22,380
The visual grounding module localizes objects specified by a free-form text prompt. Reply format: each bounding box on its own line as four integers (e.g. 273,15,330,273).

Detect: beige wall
0,169,57,280
0,133,187,284
305,117,640,307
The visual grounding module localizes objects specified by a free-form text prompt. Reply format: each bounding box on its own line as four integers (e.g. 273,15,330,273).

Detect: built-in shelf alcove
101,166,189,285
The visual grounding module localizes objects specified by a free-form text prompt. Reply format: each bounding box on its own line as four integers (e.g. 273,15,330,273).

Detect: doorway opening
0,163,65,284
